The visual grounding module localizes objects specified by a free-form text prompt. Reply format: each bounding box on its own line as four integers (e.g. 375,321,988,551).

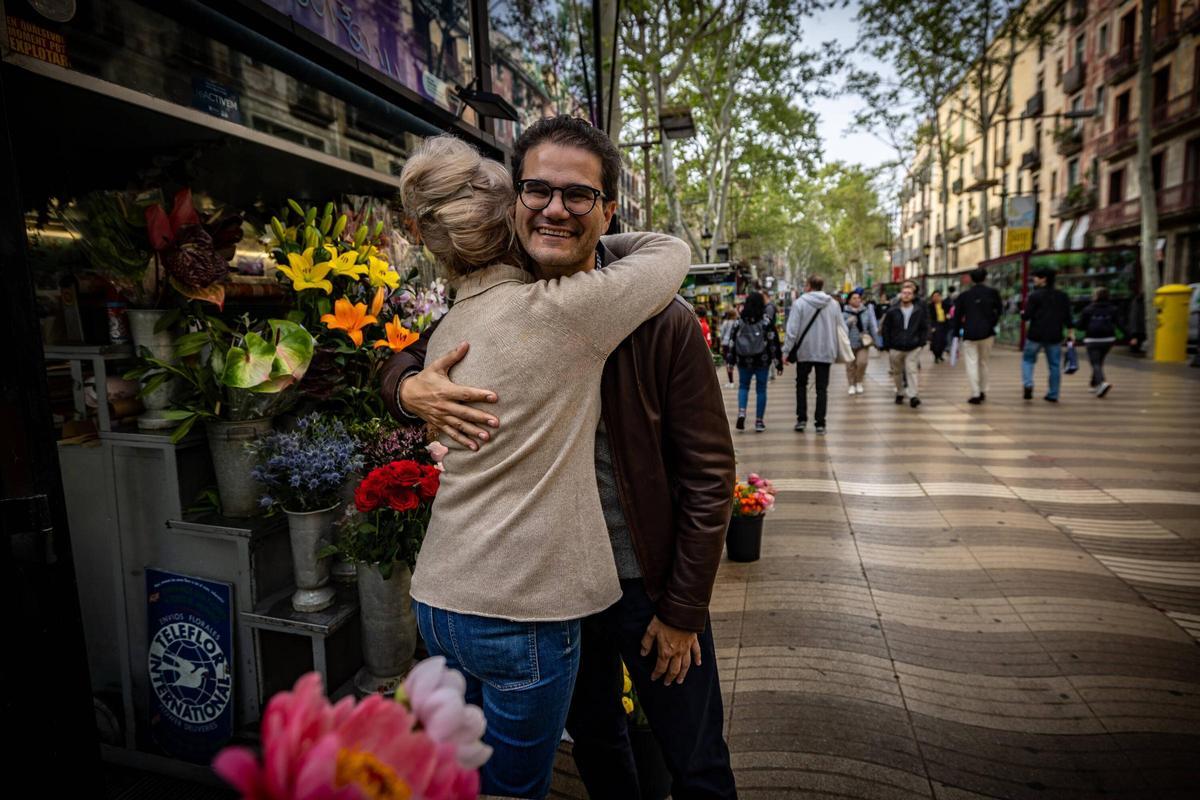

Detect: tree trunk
1136,0,1159,355
600,0,624,139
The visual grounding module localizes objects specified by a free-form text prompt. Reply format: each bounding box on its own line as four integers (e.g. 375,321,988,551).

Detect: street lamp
701,228,713,262
619,105,698,229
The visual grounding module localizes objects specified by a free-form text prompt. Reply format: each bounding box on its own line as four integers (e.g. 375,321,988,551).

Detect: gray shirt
595,419,641,579
902,304,914,327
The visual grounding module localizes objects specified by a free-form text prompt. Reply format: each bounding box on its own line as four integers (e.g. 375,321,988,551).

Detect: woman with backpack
730,292,783,432
1078,287,1119,397
842,290,879,395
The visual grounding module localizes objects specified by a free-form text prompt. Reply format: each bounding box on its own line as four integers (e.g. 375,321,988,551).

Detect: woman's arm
519,232,690,360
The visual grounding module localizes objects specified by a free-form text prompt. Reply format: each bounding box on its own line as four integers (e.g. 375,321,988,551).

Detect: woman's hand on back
399,342,501,451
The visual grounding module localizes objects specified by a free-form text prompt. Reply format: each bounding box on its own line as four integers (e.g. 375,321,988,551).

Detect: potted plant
727,473,777,562
621,661,671,800
127,312,316,516
249,414,363,613
327,459,440,695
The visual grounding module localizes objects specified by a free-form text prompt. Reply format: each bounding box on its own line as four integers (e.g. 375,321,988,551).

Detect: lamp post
620,107,697,230
701,228,713,262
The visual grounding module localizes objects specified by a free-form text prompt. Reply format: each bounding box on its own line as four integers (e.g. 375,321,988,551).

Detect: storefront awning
1070,215,1090,250
1053,220,1073,251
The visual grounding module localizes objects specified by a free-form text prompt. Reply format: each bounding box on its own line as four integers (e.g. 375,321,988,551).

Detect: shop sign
192,77,242,123
1005,228,1033,254
260,0,466,113
146,568,235,763
5,14,70,67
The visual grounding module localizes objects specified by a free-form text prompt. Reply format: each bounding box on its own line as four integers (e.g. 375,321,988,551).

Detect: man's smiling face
515,142,616,279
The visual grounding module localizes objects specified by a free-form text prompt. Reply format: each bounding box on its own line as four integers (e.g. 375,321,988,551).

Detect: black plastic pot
726,514,764,562
629,725,672,800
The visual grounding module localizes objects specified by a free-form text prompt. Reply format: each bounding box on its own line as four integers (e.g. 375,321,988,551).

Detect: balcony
1152,92,1200,138
1092,180,1200,233
1153,14,1181,56
1020,148,1041,171
1105,46,1137,85
1054,125,1084,156
967,216,982,235
995,143,1011,167
1063,62,1087,95
1024,91,1044,117
1068,0,1087,26
952,178,964,194
1096,118,1137,160
1052,185,1098,219
944,226,963,243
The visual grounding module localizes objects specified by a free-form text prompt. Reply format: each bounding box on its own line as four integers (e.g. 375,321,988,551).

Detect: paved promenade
553,347,1200,799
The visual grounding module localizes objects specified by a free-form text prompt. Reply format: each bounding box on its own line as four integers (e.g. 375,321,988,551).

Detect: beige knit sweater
410,232,691,621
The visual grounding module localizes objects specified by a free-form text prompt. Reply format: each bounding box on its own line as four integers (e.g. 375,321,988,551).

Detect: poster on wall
146,568,235,763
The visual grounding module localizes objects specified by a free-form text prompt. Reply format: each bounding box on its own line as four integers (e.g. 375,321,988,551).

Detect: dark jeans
565,579,736,800
931,324,948,360
1087,343,1112,385
796,361,831,426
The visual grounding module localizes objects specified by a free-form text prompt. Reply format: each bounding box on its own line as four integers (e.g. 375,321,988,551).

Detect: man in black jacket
1022,268,1075,402
380,117,738,798
881,283,929,408
955,267,1004,404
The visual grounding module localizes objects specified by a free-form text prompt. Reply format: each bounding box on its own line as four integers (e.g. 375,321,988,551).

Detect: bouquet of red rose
325,459,440,579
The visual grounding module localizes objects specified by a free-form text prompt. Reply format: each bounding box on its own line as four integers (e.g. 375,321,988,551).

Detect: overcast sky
802,1,895,171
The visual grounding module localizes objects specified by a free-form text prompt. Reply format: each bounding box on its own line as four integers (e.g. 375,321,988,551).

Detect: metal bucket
206,417,273,517
284,504,338,613
354,562,417,695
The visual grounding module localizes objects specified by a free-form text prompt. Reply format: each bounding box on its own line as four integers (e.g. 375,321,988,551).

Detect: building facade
898,0,1199,285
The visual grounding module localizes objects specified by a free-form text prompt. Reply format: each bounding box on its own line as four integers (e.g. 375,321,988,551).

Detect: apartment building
897,0,1199,285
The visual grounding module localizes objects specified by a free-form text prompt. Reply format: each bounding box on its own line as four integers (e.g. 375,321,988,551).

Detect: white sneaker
725,382,735,389
848,386,857,396
856,384,865,394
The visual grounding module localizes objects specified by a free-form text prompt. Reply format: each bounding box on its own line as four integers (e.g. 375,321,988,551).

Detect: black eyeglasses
517,180,605,216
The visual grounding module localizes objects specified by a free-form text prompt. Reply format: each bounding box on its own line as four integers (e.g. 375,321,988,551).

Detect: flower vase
354,562,417,696
127,309,177,431
331,475,361,584
207,417,274,517
284,504,339,613
725,514,764,562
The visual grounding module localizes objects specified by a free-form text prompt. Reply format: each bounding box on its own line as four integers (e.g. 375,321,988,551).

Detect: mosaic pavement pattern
551,348,1200,799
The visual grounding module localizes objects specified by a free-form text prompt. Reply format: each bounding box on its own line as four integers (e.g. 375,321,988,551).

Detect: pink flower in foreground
213,671,480,800
426,442,449,464
401,657,492,770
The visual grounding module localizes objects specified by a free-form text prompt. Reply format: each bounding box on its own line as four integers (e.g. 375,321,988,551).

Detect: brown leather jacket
381,252,734,632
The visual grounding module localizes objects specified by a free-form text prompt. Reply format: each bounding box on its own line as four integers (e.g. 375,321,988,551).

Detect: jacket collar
453,263,531,301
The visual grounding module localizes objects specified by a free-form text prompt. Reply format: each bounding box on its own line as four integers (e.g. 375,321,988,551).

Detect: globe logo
148,620,233,726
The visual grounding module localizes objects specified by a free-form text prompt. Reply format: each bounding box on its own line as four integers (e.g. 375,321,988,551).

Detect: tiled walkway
552,348,1200,799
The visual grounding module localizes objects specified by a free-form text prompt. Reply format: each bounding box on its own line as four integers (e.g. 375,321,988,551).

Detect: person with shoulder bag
730,293,783,432
842,290,878,395
783,275,844,435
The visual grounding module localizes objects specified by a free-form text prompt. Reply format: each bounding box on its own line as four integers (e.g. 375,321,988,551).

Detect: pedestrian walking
881,283,929,408
929,290,949,363
842,290,878,395
730,292,783,432
1078,287,1119,398
784,274,843,435
718,310,738,388
696,308,713,351
1021,268,1074,403
955,267,1004,404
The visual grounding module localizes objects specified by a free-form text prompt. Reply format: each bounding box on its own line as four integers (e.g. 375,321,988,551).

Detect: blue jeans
414,601,581,799
1022,340,1062,399
737,364,769,420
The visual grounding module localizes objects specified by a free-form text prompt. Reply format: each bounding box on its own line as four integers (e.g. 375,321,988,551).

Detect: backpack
734,319,768,358
1086,303,1118,339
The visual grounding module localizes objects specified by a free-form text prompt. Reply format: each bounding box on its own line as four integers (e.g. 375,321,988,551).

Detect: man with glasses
381,116,737,799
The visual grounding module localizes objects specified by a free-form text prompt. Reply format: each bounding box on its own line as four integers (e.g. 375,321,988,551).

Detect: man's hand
640,616,702,686
399,342,499,451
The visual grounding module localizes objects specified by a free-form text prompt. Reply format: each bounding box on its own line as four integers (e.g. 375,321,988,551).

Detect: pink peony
401,657,492,770
213,670,480,800
426,442,448,464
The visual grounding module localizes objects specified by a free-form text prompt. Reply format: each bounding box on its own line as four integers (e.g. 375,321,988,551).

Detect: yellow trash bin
1154,284,1192,362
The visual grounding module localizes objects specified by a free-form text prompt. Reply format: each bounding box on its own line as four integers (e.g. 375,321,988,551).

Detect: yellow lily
330,250,368,280
372,319,419,352
367,255,400,290
369,286,387,318
278,247,333,294
321,298,377,347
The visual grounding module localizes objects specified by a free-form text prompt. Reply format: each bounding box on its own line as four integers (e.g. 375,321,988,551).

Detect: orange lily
373,319,419,352
321,298,376,347
369,286,387,318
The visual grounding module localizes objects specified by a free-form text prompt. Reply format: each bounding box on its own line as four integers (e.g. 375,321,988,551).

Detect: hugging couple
382,116,738,799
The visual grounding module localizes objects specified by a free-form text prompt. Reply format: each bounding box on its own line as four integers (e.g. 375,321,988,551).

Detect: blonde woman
398,135,689,798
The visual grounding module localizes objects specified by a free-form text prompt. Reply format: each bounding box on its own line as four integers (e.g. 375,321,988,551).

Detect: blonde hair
399,135,520,277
